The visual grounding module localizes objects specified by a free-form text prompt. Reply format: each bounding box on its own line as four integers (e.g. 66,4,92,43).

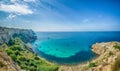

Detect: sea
32,32,120,64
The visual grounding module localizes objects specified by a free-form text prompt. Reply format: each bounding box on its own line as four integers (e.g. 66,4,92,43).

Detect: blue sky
0,0,120,31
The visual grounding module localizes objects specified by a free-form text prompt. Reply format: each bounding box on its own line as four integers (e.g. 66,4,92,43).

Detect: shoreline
31,43,98,66
58,41,120,71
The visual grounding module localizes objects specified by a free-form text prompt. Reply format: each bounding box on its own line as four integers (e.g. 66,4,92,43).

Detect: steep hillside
4,38,58,71
0,45,21,71
0,27,58,71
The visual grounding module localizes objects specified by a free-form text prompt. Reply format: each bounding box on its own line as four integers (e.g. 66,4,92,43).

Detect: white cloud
10,0,17,3
0,3,33,15
24,0,36,2
7,14,16,19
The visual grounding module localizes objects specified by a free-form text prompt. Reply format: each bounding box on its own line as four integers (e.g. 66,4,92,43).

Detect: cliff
59,42,120,71
0,27,37,45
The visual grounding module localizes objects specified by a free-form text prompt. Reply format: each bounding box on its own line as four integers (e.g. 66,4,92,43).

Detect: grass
5,38,59,71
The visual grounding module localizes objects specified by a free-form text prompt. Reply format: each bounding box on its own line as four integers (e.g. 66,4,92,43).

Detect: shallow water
32,32,120,64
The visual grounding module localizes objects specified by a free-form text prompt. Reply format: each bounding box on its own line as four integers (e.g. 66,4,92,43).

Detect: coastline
31,40,120,71
59,41,120,71
0,27,120,71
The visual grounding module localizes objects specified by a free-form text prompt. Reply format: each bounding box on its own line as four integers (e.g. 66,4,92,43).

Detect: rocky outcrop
0,27,37,45
91,42,120,71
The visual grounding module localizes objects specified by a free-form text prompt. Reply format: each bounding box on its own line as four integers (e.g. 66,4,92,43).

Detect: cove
32,32,120,64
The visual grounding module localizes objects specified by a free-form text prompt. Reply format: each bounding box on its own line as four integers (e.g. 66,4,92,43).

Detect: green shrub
10,45,23,51
10,54,16,61
5,48,13,55
89,62,97,67
14,50,21,56
34,56,39,60
114,44,120,50
14,37,23,45
109,51,114,56
17,56,26,61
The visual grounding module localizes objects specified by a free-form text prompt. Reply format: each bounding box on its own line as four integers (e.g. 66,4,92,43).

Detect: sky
0,0,120,31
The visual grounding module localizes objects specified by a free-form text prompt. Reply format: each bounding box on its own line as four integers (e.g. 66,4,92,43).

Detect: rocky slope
59,42,120,71
0,45,21,71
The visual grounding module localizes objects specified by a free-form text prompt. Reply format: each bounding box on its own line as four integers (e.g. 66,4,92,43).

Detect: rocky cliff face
0,27,37,45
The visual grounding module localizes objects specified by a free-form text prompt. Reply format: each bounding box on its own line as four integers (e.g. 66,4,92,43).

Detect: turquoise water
32,32,120,64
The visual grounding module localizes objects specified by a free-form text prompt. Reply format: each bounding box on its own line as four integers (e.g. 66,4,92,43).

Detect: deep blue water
32,32,120,64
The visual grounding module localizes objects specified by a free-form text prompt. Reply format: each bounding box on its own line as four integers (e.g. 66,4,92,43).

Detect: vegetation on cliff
5,38,59,71
0,44,21,71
